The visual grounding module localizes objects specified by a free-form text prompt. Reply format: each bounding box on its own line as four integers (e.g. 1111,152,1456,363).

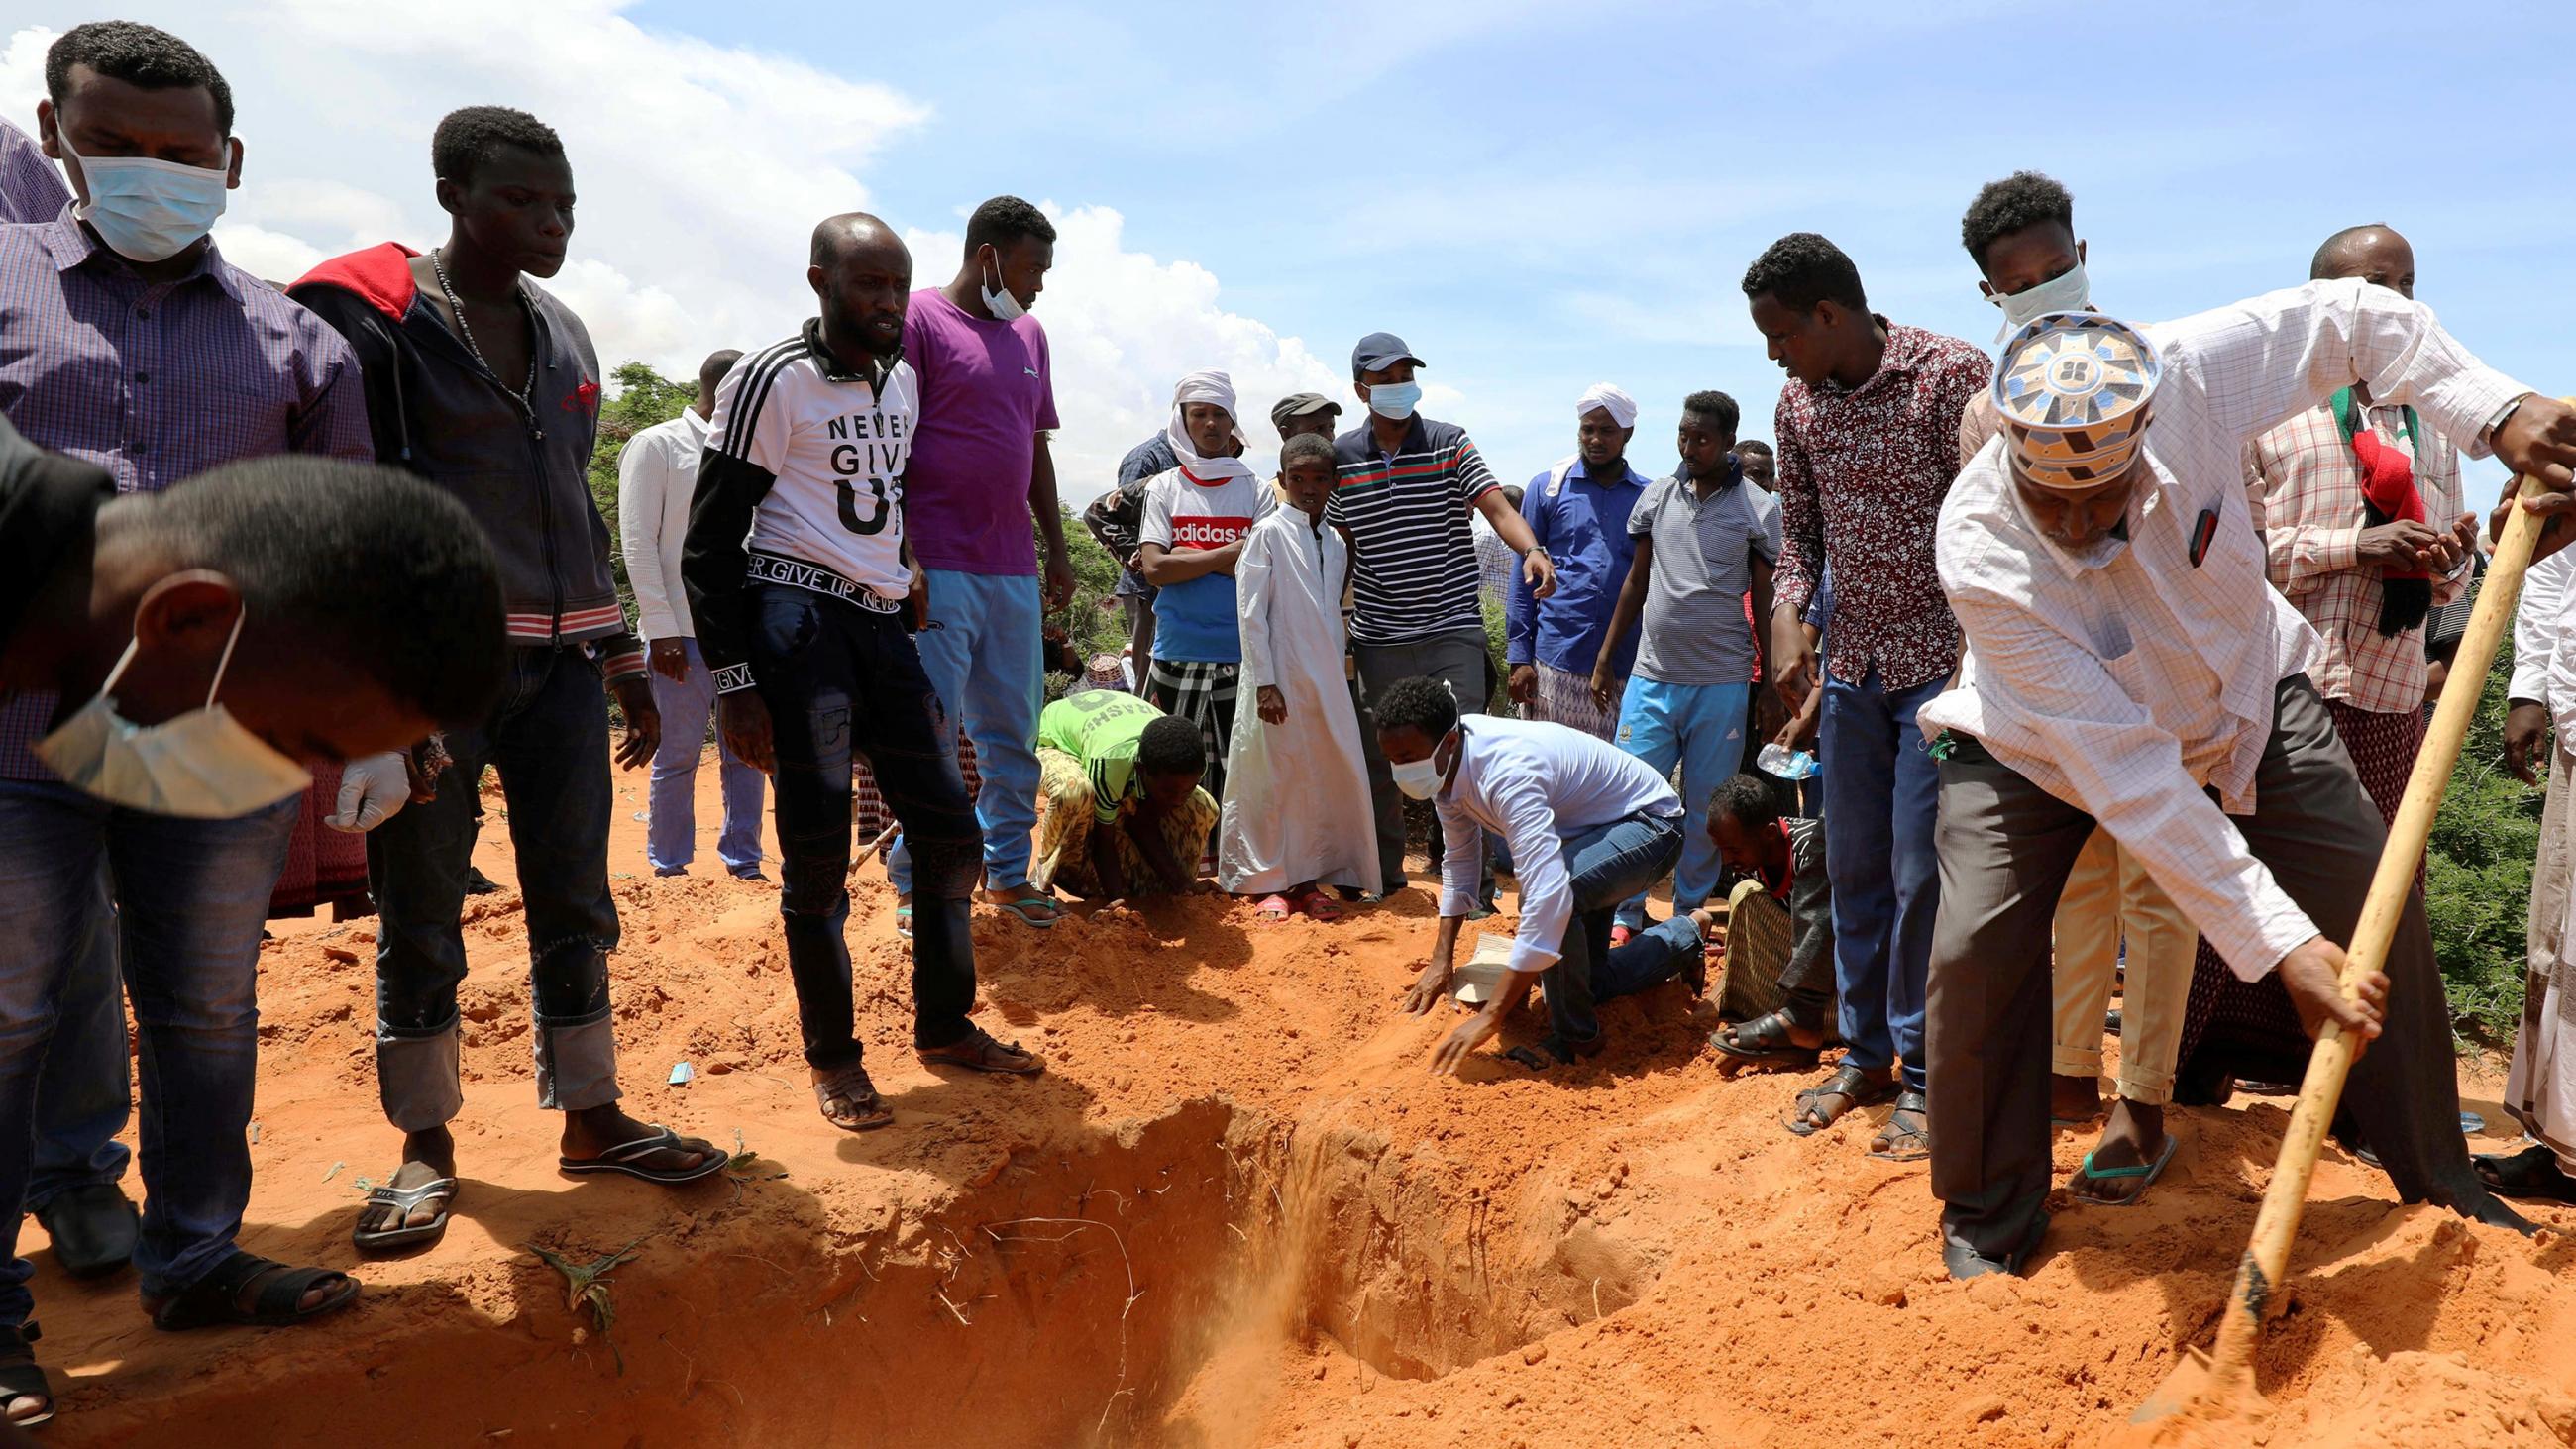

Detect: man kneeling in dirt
1381,676,1692,1074
1701,773,1839,1071
1030,688,1219,903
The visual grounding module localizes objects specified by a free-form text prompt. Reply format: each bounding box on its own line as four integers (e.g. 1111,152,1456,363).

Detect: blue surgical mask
1366,379,1421,422
61,135,229,264
36,611,313,818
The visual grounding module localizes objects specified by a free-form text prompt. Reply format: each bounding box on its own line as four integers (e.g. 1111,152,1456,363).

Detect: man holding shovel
1920,296,2576,1280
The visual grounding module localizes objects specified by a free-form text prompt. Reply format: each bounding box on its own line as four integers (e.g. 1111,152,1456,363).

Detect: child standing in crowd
1138,371,1274,824
1221,435,1380,917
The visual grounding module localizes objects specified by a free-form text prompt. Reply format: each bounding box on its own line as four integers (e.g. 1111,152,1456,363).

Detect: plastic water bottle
1758,742,1819,780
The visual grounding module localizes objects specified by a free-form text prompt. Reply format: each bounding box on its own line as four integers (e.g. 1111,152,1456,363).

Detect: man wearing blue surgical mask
0,20,373,1309
1334,332,1556,900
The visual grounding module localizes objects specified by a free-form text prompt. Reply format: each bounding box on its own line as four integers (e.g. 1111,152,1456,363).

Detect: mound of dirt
23,755,2576,1447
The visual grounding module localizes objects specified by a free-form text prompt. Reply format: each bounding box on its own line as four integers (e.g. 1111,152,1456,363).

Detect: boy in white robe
1220,434,1382,915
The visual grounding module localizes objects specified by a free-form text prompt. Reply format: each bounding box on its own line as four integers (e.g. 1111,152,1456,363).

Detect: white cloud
3,3,1334,503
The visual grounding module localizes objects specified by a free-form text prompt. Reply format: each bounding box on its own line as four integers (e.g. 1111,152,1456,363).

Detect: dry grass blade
531,1235,651,1374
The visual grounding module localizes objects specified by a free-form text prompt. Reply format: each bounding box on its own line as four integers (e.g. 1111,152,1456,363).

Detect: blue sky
7,2,2569,501
610,0,2572,500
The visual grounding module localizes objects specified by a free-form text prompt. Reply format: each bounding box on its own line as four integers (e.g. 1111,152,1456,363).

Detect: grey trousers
1926,673,2498,1264
1352,627,1494,898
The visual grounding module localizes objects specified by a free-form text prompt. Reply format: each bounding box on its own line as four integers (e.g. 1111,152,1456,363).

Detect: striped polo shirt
1327,415,1501,645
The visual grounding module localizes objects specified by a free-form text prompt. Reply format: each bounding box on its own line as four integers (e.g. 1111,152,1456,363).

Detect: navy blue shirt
1506,458,1650,677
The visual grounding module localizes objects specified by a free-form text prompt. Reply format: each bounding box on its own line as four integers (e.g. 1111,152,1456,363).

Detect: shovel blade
2113,1347,2264,1444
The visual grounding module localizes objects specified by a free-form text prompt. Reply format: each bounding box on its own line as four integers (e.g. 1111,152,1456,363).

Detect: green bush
2426,632,2542,1049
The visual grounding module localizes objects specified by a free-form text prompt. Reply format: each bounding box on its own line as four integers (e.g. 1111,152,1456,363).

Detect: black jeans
371,646,620,1129
749,583,981,1069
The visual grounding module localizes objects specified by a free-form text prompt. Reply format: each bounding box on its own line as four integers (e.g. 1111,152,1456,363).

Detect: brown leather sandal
814,1064,895,1131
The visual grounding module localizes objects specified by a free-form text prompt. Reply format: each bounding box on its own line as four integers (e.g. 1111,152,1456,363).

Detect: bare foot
2076,1099,2169,1205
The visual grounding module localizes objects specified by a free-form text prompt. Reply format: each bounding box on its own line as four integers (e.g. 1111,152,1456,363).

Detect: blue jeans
889,569,1043,896
370,647,621,1130
1535,812,1686,1048
1593,912,1704,1003
28,865,130,1211
0,779,295,1324
1611,679,1750,928
1820,668,1943,1092
644,638,766,875
748,585,982,1067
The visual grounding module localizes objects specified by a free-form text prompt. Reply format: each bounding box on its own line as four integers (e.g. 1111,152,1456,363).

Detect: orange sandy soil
23,751,2576,1448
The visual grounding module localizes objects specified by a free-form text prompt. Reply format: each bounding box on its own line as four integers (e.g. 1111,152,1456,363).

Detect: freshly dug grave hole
106,1093,1615,1449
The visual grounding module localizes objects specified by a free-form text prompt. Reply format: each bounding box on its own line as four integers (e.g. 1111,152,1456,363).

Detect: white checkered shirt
2245,398,2470,714
1922,279,2524,981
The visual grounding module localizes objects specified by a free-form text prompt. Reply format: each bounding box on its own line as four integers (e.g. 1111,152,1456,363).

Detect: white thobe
1219,509,1382,896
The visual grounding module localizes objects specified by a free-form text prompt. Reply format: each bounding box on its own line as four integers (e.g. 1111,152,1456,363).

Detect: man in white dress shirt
1379,676,1690,1075
1919,296,2576,1279
619,347,766,880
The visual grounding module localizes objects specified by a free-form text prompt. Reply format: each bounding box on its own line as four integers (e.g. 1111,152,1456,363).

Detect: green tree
1037,505,1131,697
587,361,698,610
2426,631,2542,1048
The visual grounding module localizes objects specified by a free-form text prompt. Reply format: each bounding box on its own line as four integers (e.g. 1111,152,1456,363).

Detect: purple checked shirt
0,212,374,777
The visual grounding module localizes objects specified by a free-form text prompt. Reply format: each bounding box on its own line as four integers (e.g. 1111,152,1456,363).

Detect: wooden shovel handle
2206,443,2561,1384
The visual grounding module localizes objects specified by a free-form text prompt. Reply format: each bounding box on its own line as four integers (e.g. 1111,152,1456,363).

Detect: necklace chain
430,249,536,403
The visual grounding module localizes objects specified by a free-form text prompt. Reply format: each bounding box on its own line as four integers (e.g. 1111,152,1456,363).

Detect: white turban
1576,381,1638,430
1167,369,1252,482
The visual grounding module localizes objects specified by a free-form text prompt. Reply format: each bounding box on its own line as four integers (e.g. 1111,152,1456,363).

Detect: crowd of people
2,18,2576,1433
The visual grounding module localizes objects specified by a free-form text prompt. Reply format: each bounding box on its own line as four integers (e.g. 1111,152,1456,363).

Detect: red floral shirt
1772,321,1991,690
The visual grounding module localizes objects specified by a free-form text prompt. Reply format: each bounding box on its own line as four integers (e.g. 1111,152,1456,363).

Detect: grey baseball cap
1350,331,1425,375
1269,392,1343,430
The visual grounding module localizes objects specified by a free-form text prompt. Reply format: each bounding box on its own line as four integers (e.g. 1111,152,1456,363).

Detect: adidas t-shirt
1139,466,1274,663
702,318,917,599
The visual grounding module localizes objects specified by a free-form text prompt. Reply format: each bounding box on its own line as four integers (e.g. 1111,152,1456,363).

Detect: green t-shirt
1039,689,1166,824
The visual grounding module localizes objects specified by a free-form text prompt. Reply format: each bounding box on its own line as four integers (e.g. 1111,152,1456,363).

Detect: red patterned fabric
268,766,372,917
854,731,980,847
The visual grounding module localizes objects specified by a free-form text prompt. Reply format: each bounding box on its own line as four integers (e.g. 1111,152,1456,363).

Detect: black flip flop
1711,1009,1824,1073
1504,1033,1605,1072
558,1126,728,1185
353,1177,458,1254
2069,1134,2181,1206
0,1322,52,1429
149,1250,360,1331
2474,1144,2576,1203
1785,1063,1896,1137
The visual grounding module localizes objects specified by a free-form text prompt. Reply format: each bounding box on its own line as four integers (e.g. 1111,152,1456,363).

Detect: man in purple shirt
885,196,1077,928
0,22,374,1425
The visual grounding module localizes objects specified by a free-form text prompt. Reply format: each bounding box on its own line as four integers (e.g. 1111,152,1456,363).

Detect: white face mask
36,611,313,818
979,248,1026,322
1390,727,1455,800
60,134,230,264
1990,260,2090,344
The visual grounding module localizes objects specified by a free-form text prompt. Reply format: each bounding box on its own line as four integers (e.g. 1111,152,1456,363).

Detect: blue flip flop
991,894,1060,928
2070,1133,2181,1206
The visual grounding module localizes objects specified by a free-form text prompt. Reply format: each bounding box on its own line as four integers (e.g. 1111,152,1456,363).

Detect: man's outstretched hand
2276,935,2387,1058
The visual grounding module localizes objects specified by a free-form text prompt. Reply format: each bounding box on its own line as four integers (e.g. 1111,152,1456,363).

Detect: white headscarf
1576,381,1638,430
1167,370,1253,483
